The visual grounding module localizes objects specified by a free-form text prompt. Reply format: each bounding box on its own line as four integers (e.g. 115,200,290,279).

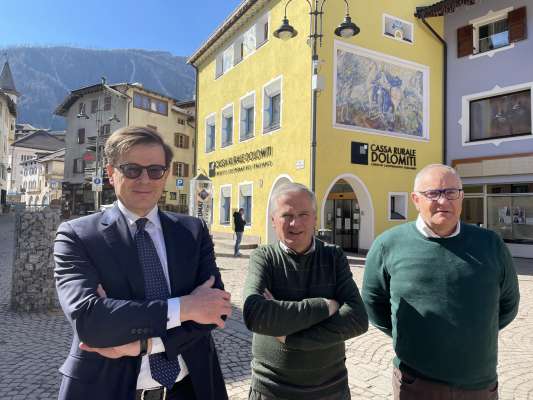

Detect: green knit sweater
362,222,520,390
243,239,368,399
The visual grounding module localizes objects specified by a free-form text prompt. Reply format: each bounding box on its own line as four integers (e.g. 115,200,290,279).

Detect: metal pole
310,0,320,192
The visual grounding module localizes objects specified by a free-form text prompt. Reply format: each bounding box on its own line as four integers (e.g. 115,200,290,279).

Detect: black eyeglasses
417,188,463,201
116,163,167,180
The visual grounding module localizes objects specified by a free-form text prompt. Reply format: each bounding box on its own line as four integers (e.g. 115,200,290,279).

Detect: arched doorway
321,174,374,253
265,174,293,244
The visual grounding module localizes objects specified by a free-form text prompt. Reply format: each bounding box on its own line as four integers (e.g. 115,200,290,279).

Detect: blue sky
0,0,244,57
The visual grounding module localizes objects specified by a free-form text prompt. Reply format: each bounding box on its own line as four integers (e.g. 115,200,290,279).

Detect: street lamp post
273,0,360,192
77,77,120,211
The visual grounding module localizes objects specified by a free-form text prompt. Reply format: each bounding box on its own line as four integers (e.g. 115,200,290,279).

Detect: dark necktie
135,218,180,389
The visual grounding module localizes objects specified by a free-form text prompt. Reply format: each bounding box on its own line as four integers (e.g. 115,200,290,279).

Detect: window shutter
509,7,527,43
172,162,178,176
174,133,179,147
184,163,189,177
457,25,474,57
184,135,190,148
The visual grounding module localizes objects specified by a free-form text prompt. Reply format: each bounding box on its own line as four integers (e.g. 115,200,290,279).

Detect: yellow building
189,0,443,252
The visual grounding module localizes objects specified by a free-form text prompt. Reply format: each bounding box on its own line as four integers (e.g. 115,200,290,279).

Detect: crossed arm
54,220,231,359
242,248,368,350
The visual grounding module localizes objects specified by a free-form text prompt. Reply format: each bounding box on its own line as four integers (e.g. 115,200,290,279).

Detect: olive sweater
243,239,368,399
362,222,520,390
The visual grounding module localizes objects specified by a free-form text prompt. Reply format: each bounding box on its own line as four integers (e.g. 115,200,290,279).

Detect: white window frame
460,81,533,147
256,13,270,47
469,7,515,59
205,113,216,153
219,184,232,226
238,181,254,227
388,192,408,221
239,91,256,142
220,103,234,148
262,76,283,134
382,13,414,45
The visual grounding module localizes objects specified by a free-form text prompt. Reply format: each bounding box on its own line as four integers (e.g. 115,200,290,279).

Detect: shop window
239,183,253,226
220,185,231,225
457,6,527,58
263,77,282,133
463,185,484,194
388,192,407,220
240,92,255,141
205,114,216,153
488,194,533,244
221,105,234,147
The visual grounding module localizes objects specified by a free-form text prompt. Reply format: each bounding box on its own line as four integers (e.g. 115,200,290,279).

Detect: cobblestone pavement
0,214,532,399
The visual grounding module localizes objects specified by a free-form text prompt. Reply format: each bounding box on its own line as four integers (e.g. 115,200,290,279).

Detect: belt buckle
140,387,167,400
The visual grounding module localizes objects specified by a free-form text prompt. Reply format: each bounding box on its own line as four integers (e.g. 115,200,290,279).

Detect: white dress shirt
116,200,189,389
416,214,461,238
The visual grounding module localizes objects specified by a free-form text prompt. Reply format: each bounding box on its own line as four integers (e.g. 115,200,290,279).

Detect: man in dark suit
54,126,231,400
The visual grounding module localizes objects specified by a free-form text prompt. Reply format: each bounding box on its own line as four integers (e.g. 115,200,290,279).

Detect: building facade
55,82,195,216
417,0,533,258
189,0,444,252
0,60,18,210
20,149,64,207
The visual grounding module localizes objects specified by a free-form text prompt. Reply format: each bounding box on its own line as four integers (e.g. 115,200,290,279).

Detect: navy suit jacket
54,205,228,400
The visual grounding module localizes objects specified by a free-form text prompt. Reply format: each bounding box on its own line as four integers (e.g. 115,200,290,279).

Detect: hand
325,298,339,316
180,276,232,328
263,289,286,343
79,338,151,359
97,284,107,298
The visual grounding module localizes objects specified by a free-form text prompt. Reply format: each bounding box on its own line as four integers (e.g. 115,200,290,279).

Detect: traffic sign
92,176,103,192
176,178,184,189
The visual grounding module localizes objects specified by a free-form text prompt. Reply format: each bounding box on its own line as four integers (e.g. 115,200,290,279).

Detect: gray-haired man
243,182,368,400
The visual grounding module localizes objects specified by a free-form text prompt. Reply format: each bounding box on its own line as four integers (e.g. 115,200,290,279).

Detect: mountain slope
2,46,196,130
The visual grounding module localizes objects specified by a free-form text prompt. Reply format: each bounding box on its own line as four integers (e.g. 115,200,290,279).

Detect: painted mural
335,43,429,139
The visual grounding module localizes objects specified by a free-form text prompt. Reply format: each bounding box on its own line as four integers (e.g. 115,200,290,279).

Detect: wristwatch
139,338,149,357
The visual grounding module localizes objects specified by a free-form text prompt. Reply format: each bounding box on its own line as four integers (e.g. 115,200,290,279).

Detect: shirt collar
116,199,161,231
416,214,460,238
279,237,316,255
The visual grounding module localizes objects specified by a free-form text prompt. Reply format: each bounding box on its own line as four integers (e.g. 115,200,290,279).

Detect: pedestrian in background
233,207,246,257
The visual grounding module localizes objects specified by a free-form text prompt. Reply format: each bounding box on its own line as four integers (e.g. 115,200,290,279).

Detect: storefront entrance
324,179,360,253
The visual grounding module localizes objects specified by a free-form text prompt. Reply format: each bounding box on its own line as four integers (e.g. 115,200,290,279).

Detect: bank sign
351,141,416,170
208,146,273,177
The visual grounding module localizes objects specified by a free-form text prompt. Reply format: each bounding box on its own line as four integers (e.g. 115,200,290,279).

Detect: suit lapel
101,205,145,299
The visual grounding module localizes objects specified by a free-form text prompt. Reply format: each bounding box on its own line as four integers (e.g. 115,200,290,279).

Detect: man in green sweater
362,164,520,400
243,182,368,400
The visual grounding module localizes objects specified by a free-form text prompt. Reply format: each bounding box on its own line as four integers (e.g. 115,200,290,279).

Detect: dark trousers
248,386,351,400
136,376,196,400
393,367,498,400
234,231,243,255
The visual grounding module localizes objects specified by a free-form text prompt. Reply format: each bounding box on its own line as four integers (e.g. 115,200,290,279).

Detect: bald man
362,164,520,400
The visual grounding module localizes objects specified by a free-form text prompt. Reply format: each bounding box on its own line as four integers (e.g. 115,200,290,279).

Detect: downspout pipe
191,64,199,179
420,17,448,165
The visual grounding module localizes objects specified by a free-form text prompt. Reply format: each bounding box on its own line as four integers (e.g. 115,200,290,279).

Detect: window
468,89,531,142
219,185,231,225
221,105,233,147
100,124,111,136
205,114,216,153
77,128,85,144
388,193,407,221
240,92,255,141
169,192,177,201
263,77,282,133
178,118,185,125
175,133,189,149
73,158,84,173
256,13,269,46
172,162,189,177
239,183,253,226
104,96,111,111
133,92,168,116
457,6,527,57
78,102,85,115
91,99,98,114
179,194,188,206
